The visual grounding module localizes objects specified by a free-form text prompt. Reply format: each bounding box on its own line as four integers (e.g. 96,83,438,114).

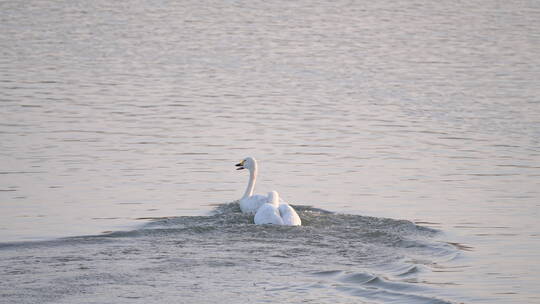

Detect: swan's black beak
235,162,245,170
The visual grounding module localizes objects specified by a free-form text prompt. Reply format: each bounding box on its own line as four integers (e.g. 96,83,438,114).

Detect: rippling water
1,0,539,303
1,204,460,303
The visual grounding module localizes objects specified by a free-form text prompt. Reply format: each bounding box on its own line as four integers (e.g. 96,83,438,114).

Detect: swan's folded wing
240,194,269,214
255,204,284,225
279,203,302,226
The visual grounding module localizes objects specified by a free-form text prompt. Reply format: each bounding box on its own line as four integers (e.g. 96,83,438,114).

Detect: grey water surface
1,0,539,303
1,204,459,303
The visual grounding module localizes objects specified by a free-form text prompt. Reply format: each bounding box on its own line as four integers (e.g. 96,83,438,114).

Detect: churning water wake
0,203,461,304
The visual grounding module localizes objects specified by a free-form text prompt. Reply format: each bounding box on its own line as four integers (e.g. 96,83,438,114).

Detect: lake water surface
1,1,539,303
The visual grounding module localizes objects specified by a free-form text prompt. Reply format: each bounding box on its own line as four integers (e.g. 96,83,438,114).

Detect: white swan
236,157,302,225
235,157,269,214
254,191,284,225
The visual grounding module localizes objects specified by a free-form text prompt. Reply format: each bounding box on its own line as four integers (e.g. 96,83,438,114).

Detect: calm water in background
1,0,539,303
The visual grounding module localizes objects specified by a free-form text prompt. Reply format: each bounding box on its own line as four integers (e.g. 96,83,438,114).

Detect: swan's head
235,157,257,171
267,190,279,206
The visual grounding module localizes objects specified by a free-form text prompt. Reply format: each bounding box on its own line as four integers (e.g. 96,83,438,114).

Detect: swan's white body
278,202,302,226
240,194,267,214
236,157,302,226
254,191,284,225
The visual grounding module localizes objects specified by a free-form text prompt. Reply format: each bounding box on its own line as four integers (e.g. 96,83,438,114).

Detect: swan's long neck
269,191,279,207
242,164,258,200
